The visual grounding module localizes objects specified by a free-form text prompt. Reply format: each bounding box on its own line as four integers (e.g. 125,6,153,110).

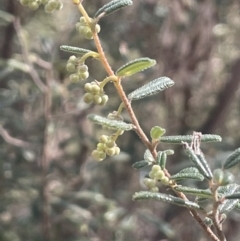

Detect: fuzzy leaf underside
116,58,156,77
170,167,204,181
128,77,174,100
87,114,134,131
144,149,154,162
223,147,240,169
60,45,92,55
174,186,212,198
133,191,204,210
132,161,150,169
157,151,167,169
159,134,222,144
94,0,133,18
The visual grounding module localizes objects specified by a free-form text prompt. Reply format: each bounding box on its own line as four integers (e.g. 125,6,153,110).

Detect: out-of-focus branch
0,125,31,148
14,18,47,92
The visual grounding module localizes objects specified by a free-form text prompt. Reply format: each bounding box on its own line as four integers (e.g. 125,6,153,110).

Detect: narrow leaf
133,191,204,210
224,192,240,199
196,152,213,180
128,77,174,100
174,186,212,198
183,143,212,180
132,161,150,169
94,0,133,18
157,151,167,169
160,134,222,144
218,184,240,213
223,147,240,169
60,45,93,55
116,58,156,78
170,167,204,181
88,114,134,131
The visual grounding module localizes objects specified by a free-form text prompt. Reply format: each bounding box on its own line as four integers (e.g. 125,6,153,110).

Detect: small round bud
91,85,100,95
70,74,80,82
99,135,109,144
20,0,29,6
114,146,120,155
99,94,108,106
161,176,169,185
45,3,54,13
80,16,87,24
69,55,78,64
152,165,161,173
97,143,106,152
79,71,89,80
28,2,40,10
56,2,63,10
106,147,116,156
48,0,58,8
95,24,101,33
151,187,159,193
93,95,102,105
84,83,92,92
149,171,155,179
91,150,100,160
66,63,76,72
79,64,88,73
83,93,93,104
143,178,156,188
78,26,88,35
98,151,106,161
41,0,49,5
155,170,165,180
106,140,115,148
85,29,93,39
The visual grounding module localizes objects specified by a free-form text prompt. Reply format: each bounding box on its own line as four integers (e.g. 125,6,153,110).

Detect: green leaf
173,186,212,199
183,143,212,180
159,134,222,144
224,192,240,199
128,77,174,100
87,114,134,131
116,58,156,78
133,191,204,210
60,45,93,55
235,202,240,210
196,152,213,180
132,160,150,169
144,149,154,162
217,184,240,213
157,151,167,169
94,0,133,18
150,126,166,140
170,167,204,181
223,147,240,169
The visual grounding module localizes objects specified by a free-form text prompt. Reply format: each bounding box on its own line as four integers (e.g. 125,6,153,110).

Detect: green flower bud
99,135,109,143
20,0,29,6
161,176,169,185
213,169,235,186
79,71,89,80
114,146,120,155
106,140,115,148
85,29,93,39
56,2,63,10
106,147,116,156
93,95,102,105
155,170,165,180
152,165,161,173
150,187,159,193
41,0,49,5
149,170,155,179
28,2,40,10
99,94,108,106
66,63,76,72
95,24,101,33
79,64,88,73
91,85,100,95
48,0,58,8
84,83,92,92
70,74,80,82
80,16,87,24
69,55,78,64
150,126,166,140
143,178,156,188
97,143,106,151
213,169,224,184
83,93,93,104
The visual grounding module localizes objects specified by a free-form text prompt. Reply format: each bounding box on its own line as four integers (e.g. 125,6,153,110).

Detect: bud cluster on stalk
143,165,170,192
91,135,120,161
20,0,63,12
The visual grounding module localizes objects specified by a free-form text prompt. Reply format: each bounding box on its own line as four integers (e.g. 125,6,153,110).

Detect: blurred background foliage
0,0,240,241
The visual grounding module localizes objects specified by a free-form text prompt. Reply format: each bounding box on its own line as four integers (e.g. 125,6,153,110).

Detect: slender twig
0,125,32,148
77,3,220,241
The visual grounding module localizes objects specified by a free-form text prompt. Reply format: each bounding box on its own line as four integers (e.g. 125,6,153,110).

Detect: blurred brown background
0,0,240,241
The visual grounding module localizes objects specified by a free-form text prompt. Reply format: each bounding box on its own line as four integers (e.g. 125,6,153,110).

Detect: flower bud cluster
20,0,63,12
91,135,120,161
143,165,169,192
66,56,89,82
76,17,101,40
83,82,108,105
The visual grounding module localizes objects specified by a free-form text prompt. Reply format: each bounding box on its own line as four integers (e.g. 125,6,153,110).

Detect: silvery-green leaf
144,149,154,162
218,184,240,213
235,202,240,210
159,134,222,144
224,192,240,199
128,77,174,100
116,58,156,77
94,0,133,18
170,167,204,181
133,191,204,210
157,151,167,169
60,45,92,55
173,186,212,198
88,114,134,131
196,152,213,180
132,161,150,169
183,143,212,180
223,147,240,169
